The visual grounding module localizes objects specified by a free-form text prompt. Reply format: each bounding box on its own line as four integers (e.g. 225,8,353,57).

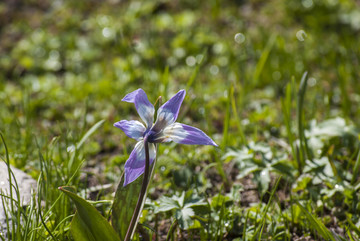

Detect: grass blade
296,201,336,241
297,72,312,170
68,119,105,173
251,176,282,241
351,145,360,184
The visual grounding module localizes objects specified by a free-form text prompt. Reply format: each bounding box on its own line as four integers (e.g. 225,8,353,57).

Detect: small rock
0,162,37,237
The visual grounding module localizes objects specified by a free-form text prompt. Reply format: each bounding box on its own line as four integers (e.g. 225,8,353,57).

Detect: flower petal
122,89,155,128
123,141,156,186
159,122,218,146
152,90,186,132
114,120,145,141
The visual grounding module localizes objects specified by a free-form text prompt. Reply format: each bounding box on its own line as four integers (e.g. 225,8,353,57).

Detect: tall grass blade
68,119,105,173
351,145,360,184
161,66,169,100
221,85,231,150
296,201,336,241
0,133,23,240
252,34,276,87
337,64,351,118
297,72,312,170
230,84,246,145
346,215,360,237
281,79,299,172
251,176,282,241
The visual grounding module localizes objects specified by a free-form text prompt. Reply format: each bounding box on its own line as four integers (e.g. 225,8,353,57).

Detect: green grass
1,0,360,240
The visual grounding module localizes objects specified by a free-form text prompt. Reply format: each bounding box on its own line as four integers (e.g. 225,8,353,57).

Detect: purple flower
114,89,218,186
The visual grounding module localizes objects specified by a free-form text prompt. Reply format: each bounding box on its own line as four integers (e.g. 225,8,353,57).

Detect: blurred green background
1,0,360,239
1,0,359,167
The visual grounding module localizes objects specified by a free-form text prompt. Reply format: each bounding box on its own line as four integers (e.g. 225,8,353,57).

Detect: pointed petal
122,89,155,128
114,120,145,141
152,90,186,132
123,141,156,186
160,123,218,146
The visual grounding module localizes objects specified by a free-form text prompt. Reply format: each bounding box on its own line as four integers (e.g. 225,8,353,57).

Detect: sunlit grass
1,0,360,240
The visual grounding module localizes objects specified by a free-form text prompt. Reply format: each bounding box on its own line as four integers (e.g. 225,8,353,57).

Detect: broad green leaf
154,190,208,230
223,147,253,162
249,141,272,154
236,165,259,179
71,213,96,241
111,162,156,240
175,207,195,230
172,191,185,207
59,186,120,241
183,193,207,209
154,196,179,213
308,117,354,138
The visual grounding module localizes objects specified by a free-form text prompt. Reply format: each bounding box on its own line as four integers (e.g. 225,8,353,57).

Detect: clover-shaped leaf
155,190,208,230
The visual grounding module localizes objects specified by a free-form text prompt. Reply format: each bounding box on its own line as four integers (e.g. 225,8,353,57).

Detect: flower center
142,125,155,141
143,124,166,143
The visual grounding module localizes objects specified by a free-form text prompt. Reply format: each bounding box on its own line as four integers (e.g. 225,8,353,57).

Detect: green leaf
211,194,231,211
111,162,156,240
308,117,354,138
173,191,185,207
173,167,193,188
271,159,295,178
292,174,312,192
176,207,195,230
236,165,259,179
71,213,96,241
154,191,208,230
254,169,270,196
154,196,180,213
59,186,120,241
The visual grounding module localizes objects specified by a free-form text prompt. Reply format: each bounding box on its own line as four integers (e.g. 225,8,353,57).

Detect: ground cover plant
1,0,360,240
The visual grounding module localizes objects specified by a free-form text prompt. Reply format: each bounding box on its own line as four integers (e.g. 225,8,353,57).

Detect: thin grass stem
166,219,178,241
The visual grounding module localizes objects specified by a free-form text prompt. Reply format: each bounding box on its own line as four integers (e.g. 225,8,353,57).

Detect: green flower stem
124,137,150,241
166,219,178,241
